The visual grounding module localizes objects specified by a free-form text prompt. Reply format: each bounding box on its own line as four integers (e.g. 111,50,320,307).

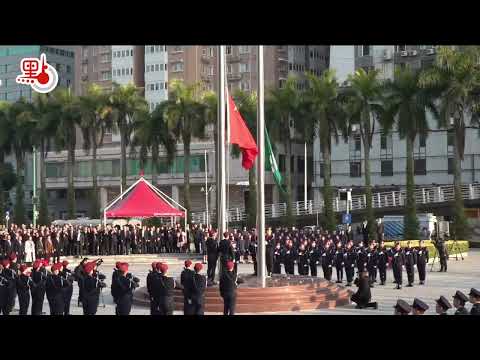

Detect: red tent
105,178,184,218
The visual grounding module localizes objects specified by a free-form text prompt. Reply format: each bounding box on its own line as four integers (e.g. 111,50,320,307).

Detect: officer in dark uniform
321,241,334,281
434,238,448,272
74,257,89,307
411,298,429,315
355,242,367,273
416,240,429,285
265,238,274,277
30,259,47,315
308,241,320,277
389,242,405,289
218,231,234,275
151,263,179,315
366,242,377,286
393,299,411,315
376,240,388,285
273,242,283,274
404,241,416,287
296,244,309,275
249,237,259,275
469,288,480,315
435,295,452,315
114,262,139,315
334,242,344,283
0,258,8,315
219,260,240,315
344,241,356,286
16,264,32,315
60,260,74,315
4,256,17,313
81,261,106,315
46,262,69,315
190,263,207,315
205,231,218,283
146,262,158,315
181,260,195,315
282,241,296,275
452,290,469,315
111,261,122,313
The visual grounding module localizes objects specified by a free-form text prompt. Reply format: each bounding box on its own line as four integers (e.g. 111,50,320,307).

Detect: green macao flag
265,127,286,194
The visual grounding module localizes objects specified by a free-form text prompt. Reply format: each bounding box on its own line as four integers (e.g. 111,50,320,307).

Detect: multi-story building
43,45,327,220
74,45,112,96
312,45,480,205
0,45,75,220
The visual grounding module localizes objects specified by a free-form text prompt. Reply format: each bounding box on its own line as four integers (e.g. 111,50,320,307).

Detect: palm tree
32,93,58,225
265,76,302,226
341,68,385,239
78,84,114,218
49,88,82,219
301,70,348,232
419,46,480,239
130,103,176,187
232,89,258,228
109,83,148,192
164,79,208,222
384,67,439,239
0,103,16,222
0,99,35,225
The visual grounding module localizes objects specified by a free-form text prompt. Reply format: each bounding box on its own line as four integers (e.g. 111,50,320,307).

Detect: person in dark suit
469,288,480,315
376,218,384,243
265,238,274,277
190,263,207,315
404,241,416,287
60,260,74,315
361,220,369,246
219,261,241,315
30,260,47,315
389,242,405,289
181,260,195,315
151,263,179,315
350,271,377,309
344,241,356,286
16,264,32,315
376,240,388,285
435,295,452,315
218,232,234,275
416,240,429,285
206,231,218,283
114,262,139,315
452,290,470,315
273,242,283,274
46,262,69,315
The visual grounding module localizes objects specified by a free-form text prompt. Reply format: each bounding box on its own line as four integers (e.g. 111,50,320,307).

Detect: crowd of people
0,223,190,263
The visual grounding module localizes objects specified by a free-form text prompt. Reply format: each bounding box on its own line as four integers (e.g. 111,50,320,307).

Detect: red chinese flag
228,95,258,170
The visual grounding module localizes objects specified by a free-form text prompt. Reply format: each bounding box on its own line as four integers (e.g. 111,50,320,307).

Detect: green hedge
383,240,469,258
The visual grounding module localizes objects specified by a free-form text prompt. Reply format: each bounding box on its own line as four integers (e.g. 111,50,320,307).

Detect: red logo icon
16,53,58,93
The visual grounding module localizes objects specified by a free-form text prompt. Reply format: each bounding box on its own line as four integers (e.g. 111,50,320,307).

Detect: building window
226,46,232,55
239,46,250,54
121,68,125,76
155,83,159,91
173,63,184,72
227,64,232,74
361,46,370,56
395,45,407,52
155,64,159,72
414,159,427,175
239,63,250,73
279,155,286,173
130,68,133,75
381,160,393,177
297,157,305,173
208,65,214,76
350,162,362,177
240,81,250,91
122,50,125,57
208,47,214,57
291,156,295,173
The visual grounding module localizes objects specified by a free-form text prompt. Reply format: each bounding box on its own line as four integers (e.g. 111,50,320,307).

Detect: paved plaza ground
8,249,479,315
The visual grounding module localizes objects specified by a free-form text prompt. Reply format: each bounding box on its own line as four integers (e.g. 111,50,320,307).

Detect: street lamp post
32,146,37,228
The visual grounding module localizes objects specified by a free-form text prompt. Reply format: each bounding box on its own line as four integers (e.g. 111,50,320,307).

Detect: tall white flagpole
257,45,266,288
304,142,308,210
217,46,227,239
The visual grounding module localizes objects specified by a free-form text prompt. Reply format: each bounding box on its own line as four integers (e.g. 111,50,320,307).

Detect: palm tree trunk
38,141,49,225
183,137,191,223
14,151,26,225
0,151,4,223
404,135,419,239
285,138,294,226
90,134,99,218
152,143,159,187
322,143,335,231
67,140,76,219
120,122,128,192
453,128,467,239
247,166,257,228
363,135,375,240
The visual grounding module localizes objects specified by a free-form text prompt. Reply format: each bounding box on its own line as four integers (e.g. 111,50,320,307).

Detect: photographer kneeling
351,271,378,310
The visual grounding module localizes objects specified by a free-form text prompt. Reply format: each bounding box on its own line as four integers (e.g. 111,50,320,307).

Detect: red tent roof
105,179,184,218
